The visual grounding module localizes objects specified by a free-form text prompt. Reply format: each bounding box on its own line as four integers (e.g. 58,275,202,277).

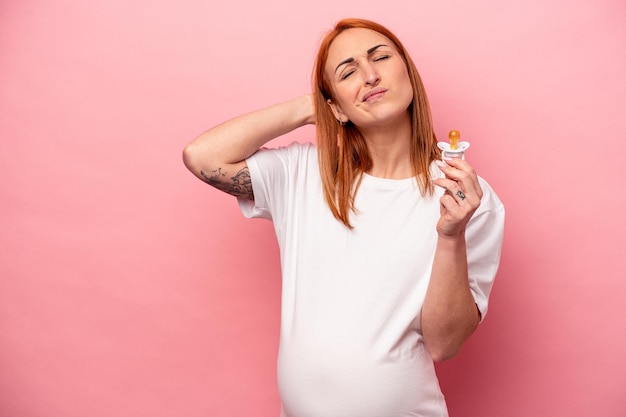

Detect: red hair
313,18,441,228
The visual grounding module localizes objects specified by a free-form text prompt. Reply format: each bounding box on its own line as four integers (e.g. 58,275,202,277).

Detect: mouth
362,87,388,103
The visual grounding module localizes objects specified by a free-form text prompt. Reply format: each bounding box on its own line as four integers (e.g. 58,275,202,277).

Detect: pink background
1,0,625,416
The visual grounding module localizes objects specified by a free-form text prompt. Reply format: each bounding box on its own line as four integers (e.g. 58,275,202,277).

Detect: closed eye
340,69,356,80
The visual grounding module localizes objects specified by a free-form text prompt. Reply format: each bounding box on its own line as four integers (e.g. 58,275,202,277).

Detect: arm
421,158,484,362
182,94,315,199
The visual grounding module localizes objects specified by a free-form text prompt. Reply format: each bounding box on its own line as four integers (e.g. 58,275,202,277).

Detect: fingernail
435,160,447,170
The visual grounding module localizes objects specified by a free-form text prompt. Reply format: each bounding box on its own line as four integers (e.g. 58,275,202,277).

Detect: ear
327,99,347,124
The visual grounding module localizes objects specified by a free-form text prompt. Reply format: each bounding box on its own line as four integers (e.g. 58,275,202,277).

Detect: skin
183,27,483,361
326,28,415,179
322,28,482,360
426,157,484,360
182,95,314,200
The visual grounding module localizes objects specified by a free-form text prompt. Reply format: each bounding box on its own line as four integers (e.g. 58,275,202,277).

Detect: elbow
182,142,198,172
422,307,480,362
428,344,461,362
182,140,226,176
423,326,469,362
424,328,475,362
182,141,211,176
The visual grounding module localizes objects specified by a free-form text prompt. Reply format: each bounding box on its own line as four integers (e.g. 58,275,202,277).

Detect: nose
362,62,380,86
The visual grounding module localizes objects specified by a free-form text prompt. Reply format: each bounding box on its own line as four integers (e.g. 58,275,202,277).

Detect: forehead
325,28,395,68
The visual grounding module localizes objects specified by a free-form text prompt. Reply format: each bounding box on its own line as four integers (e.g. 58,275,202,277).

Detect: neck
360,114,413,179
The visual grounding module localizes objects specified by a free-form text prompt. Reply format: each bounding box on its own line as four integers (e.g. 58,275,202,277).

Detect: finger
433,180,482,219
438,193,473,230
443,158,481,194
436,159,482,199
454,189,467,202
447,187,469,205
433,177,467,201
439,192,460,213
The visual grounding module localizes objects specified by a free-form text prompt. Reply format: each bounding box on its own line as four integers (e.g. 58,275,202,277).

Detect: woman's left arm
422,158,484,362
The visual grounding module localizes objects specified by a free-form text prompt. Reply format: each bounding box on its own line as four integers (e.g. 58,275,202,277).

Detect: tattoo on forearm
200,167,254,200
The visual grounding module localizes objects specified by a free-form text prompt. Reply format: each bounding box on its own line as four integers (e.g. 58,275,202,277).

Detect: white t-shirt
239,142,505,417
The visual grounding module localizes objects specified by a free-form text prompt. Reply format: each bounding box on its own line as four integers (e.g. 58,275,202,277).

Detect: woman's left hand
432,158,483,238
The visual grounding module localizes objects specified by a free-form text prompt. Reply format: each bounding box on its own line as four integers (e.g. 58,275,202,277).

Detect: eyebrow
334,44,388,74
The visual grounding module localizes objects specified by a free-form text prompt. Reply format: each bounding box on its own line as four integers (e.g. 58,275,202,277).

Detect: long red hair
313,18,441,228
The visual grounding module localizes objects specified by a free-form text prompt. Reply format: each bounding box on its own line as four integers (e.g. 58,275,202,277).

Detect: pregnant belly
277,342,447,417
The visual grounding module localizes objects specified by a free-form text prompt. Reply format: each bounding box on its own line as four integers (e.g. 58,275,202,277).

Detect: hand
432,158,483,238
301,94,316,125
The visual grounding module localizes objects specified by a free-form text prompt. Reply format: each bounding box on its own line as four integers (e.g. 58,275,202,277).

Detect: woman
183,18,504,417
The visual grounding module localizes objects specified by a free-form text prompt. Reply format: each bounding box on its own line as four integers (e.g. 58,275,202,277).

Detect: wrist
295,94,315,125
436,232,466,249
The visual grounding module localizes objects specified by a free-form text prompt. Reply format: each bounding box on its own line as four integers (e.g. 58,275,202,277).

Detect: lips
362,87,388,102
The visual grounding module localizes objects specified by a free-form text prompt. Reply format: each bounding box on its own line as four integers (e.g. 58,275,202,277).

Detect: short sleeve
237,142,312,221
465,178,505,321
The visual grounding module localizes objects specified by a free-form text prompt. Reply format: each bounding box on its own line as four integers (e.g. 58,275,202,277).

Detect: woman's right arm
182,94,314,199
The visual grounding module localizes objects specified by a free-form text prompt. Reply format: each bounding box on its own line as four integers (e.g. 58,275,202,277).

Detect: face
325,28,413,129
